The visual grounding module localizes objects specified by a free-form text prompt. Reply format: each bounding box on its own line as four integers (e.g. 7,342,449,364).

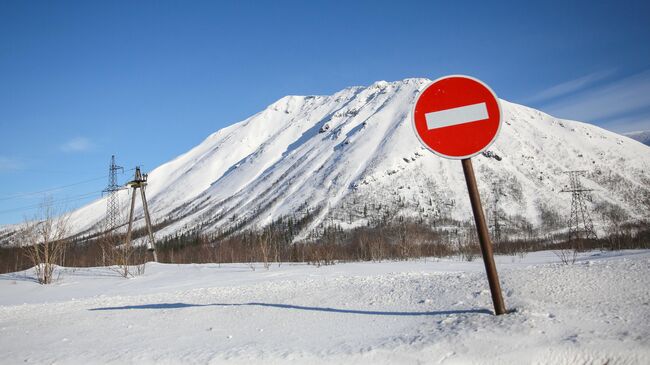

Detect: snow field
0,250,649,364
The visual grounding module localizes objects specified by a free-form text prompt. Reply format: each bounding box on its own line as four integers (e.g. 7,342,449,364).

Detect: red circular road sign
412,75,502,159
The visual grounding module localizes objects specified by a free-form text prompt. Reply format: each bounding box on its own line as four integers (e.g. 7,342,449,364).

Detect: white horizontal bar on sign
425,102,489,130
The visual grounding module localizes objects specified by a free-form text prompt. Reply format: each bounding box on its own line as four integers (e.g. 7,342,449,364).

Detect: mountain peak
623,130,650,146
6,79,648,246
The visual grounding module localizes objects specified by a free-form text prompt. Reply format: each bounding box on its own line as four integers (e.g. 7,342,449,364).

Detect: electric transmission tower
561,170,597,243
125,166,158,262
103,155,123,233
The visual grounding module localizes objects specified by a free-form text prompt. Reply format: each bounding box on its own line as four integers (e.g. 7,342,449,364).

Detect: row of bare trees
147,221,650,269
2,198,649,278
2,199,151,283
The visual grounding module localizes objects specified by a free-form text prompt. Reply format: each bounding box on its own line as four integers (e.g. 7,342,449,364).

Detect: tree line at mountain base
1,219,649,276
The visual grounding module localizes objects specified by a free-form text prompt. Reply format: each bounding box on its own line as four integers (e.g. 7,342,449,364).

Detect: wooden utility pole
125,167,158,262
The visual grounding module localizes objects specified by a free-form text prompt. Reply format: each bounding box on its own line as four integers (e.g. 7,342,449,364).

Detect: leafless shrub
259,229,271,270
457,239,479,262
98,228,146,278
453,224,480,262
554,236,583,265
554,246,578,265
20,199,70,284
595,202,630,251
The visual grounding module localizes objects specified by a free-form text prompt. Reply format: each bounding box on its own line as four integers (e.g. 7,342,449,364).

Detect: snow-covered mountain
624,130,650,146
13,78,650,243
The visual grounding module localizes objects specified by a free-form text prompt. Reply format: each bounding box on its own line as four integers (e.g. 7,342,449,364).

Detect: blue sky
1,0,649,225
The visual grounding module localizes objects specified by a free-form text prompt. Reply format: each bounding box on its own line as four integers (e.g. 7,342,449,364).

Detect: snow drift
1,250,649,364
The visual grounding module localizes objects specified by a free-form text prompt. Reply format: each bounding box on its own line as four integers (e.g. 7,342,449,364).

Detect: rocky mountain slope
5,78,650,245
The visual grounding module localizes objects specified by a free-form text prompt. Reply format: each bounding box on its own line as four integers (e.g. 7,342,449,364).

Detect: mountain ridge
624,130,650,146
2,78,649,246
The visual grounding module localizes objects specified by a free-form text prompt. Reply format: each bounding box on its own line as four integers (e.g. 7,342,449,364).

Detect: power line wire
0,168,134,202
0,176,107,201
0,190,105,215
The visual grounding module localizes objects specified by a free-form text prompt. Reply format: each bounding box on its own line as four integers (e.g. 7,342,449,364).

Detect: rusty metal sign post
461,158,506,315
412,75,507,315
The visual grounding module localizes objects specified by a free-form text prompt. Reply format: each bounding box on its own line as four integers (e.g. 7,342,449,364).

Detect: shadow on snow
89,302,492,316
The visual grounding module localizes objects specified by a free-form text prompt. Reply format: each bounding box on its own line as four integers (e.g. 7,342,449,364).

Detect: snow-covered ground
1,250,649,364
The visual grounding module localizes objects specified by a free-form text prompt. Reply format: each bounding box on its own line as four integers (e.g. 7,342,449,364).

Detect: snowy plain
1,250,649,364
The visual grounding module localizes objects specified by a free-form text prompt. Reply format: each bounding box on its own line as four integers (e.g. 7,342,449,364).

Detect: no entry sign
412,75,502,159
412,75,507,315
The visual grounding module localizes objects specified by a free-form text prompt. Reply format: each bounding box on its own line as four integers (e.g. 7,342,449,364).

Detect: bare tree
456,227,479,262
554,243,578,265
596,202,629,251
89,210,149,278
259,228,271,270
96,223,147,278
21,199,70,284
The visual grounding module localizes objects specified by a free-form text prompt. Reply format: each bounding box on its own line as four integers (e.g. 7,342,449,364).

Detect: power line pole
103,155,123,233
561,171,597,245
124,166,158,262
